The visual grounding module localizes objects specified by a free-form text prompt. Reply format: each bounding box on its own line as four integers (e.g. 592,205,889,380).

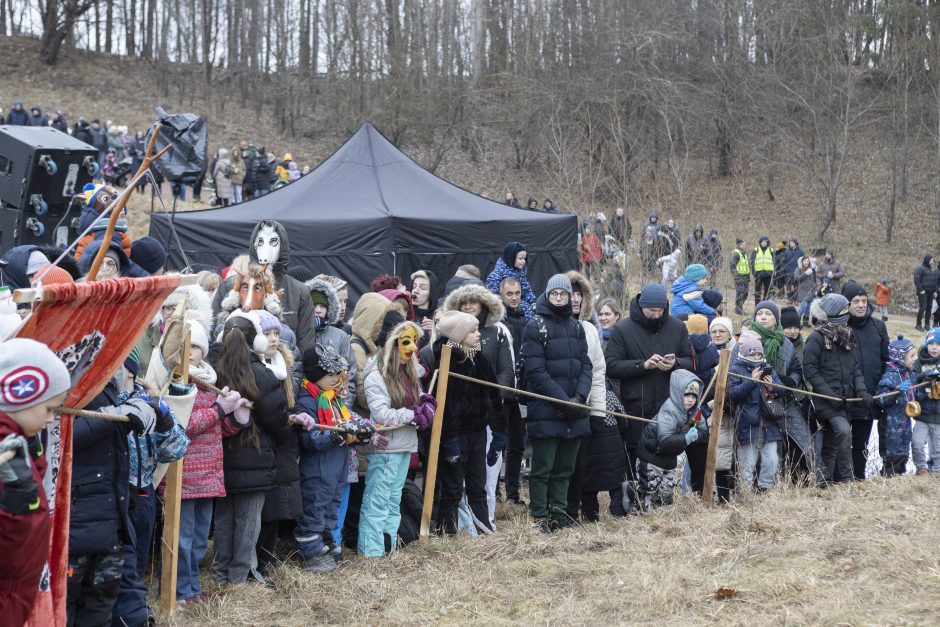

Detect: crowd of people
0,184,934,626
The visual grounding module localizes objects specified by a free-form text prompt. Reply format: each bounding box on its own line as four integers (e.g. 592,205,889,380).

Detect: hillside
2,35,936,310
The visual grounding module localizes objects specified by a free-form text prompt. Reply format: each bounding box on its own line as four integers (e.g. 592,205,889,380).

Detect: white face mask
254,224,281,265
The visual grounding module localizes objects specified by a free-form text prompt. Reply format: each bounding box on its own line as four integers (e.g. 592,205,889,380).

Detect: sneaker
303,554,338,574
328,543,344,564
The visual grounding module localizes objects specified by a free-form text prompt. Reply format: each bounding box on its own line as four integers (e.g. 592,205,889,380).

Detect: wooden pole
420,343,452,539
159,327,190,616
702,349,731,507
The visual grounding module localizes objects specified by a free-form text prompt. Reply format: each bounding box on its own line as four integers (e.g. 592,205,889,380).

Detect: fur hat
437,310,478,344
686,314,708,335
0,339,71,412
443,284,505,329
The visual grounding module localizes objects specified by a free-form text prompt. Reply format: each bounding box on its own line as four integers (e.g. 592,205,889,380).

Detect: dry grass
164,476,940,626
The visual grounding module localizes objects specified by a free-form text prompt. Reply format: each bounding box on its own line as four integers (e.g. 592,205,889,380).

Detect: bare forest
7,1,940,244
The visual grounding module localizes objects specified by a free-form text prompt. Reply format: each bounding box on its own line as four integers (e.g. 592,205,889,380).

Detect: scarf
303,378,350,428
262,348,288,381
446,339,479,361
817,322,853,350
747,321,785,371
189,360,218,386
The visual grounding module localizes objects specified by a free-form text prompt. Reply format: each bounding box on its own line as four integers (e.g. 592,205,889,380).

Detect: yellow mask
398,328,418,361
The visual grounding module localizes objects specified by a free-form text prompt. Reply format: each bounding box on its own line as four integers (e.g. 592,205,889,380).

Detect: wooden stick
191,375,223,395
54,406,129,422
702,349,731,506
724,371,926,403
159,328,189,617
420,343,452,539
87,127,169,281
0,450,14,465
447,372,654,424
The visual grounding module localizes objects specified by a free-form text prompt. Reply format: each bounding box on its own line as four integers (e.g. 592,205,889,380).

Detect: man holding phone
604,284,694,476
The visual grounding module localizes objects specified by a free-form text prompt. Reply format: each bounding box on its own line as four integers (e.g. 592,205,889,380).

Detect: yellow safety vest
753,247,773,273
734,248,750,275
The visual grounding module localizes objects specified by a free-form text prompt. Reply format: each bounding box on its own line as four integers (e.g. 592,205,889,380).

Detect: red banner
14,276,180,627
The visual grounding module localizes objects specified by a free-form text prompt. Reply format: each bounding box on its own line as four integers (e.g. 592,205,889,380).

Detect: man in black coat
498,276,528,506
842,282,888,480
604,283,694,472
803,294,872,484
914,255,940,331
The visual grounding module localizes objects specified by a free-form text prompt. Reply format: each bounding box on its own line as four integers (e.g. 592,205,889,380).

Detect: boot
302,554,337,574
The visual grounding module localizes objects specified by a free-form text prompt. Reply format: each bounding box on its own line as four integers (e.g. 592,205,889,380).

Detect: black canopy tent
150,122,578,298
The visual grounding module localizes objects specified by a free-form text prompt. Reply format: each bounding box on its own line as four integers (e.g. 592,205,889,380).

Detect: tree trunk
105,0,112,53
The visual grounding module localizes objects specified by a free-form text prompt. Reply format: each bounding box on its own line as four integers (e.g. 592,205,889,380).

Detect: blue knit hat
637,284,668,309
926,328,940,347
889,335,914,365
684,264,708,282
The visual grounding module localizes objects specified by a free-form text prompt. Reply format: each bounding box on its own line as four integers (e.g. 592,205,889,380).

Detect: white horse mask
254,223,281,266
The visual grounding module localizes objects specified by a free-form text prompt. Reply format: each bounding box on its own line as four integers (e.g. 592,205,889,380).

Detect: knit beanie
684,264,708,282
779,306,800,330
310,289,329,309
0,338,71,411
544,274,573,296
189,321,209,356
256,309,282,334
637,283,668,309
819,294,850,325
925,327,940,347
129,237,167,275
709,316,734,338
34,264,74,285
737,329,764,360
888,335,914,365
124,346,140,379
841,281,867,303
754,300,780,326
702,289,723,310
686,314,708,335
437,310,478,344
302,343,347,383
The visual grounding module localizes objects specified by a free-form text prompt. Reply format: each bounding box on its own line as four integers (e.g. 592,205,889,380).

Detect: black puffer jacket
847,306,888,421
260,419,302,522
520,295,592,439
222,355,290,493
581,390,629,492
604,296,694,447
428,337,504,437
914,257,939,293
802,330,867,422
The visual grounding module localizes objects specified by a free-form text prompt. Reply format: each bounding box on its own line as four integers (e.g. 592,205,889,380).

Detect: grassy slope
169,477,940,625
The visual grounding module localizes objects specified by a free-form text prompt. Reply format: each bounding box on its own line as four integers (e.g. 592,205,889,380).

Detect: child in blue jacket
670,264,716,317
876,336,918,476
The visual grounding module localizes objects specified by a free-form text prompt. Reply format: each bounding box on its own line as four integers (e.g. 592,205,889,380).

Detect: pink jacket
181,385,243,499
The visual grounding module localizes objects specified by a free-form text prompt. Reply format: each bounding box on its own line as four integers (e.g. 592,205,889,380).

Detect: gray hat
819,293,849,318
545,274,573,296
0,339,71,412
638,284,668,309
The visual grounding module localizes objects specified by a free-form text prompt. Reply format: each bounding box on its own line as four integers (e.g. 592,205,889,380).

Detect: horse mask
254,222,281,266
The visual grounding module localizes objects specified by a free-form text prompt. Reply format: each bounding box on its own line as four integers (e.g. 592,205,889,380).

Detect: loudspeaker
0,126,99,250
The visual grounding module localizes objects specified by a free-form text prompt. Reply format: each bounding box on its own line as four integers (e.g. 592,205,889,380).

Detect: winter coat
914,260,939,293
28,111,48,127
308,278,358,407
728,358,783,445
690,333,719,384
213,157,234,200
817,257,846,293
221,355,290,494
604,295,694,447
502,305,527,373
802,329,867,422
611,215,631,243
428,337,505,438
230,155,245,186
782,246,805,277
211,220,318,352
579,233,603,264
5,104,29,126
636,369,705,469
261,423,302,523
566,270,607,417
847,306,888,421
485,256,536,317
685,227,706,265
875,283,891,307
182,383,244,499
69,383,137,555
363,358,419,454
582,399,629,492
669,277,716,317
349,292,396,417
520,295,593,439
126,393,190,489
793,260,817,302
704,232,723,271
444,284,515,399
875,362,919,457
914,347,940,425
295,387,351,503
0,245,41,291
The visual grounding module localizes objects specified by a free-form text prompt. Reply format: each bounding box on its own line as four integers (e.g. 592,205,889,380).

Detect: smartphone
762,366,773,378
663,353,676,360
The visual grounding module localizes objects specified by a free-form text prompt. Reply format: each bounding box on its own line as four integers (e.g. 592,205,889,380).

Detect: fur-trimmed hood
305,278,341,324
351,292,395,353
443,284,505,328
565,270,594,321
153,281,214,336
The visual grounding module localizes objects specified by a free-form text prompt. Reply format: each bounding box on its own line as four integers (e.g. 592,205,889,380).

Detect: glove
0,435,39,514
563,395,588,421
684,427,700,445
329,430,347,447
122,398,157,435
288,412,317,431
410,393,437,431
336,421,361,446
215,387,242,415
487,431,506,467
148,397,175,432
233,398,253,426
354,419,376,444
441,436,461,463
899,380,911,394
370,433,390,450
860,391,874,408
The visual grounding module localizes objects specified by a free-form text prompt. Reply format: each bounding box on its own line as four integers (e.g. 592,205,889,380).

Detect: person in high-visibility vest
729,238,750,315
750,235,775,308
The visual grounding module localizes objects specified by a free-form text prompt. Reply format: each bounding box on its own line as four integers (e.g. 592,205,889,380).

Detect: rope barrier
724,371,933,403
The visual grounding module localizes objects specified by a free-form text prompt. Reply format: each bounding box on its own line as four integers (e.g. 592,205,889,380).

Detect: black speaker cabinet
0,126,99,250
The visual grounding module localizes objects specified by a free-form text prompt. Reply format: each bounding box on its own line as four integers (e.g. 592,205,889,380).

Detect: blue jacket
728,358,783,445
690,333,719,385
669,277,716,317
295,387,350,485
122,385,190,488
520,295,592,439
875,362,918,457
915,346,940,425
485,257,536,319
